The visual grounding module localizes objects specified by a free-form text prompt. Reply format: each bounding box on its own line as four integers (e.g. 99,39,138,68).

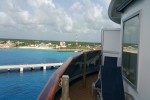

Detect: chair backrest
94,56,118,90
104,56,118,67
101,67,125,100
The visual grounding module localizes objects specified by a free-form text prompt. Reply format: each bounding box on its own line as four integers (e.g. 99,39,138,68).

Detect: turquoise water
0,49,78,65
0,49,79,100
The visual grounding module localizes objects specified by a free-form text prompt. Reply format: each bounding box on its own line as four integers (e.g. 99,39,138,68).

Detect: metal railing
38,50,101,100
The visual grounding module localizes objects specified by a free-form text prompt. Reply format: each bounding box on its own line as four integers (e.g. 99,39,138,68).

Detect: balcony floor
69,73,98,100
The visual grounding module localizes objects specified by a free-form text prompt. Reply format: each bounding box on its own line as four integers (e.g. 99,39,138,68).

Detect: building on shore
60,41,66,48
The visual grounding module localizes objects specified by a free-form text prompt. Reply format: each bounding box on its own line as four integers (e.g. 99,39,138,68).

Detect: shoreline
0,46,87,52
0,47,55,50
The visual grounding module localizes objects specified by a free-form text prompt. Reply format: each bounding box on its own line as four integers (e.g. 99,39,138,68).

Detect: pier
0,63,63,72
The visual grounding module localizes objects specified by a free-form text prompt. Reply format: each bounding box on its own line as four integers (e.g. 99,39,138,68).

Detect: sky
0,0,120,42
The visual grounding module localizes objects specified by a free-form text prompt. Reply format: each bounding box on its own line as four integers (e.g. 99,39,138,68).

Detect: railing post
83,52,87,88
61,75,70,100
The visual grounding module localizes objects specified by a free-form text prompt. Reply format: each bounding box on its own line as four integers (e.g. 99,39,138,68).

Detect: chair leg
92,82,95,96
124,92,135,100
96,95,99,100
97,90,102,100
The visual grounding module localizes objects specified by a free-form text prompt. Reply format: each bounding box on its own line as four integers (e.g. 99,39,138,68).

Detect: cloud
0,0,119,42
27,0,55,8
100,0,111,7
70,0,119,34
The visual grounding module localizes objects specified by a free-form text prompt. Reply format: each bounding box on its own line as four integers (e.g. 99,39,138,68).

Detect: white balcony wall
101,29,121,66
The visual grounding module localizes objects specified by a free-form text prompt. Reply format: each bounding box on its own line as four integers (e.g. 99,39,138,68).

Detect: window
122,15,140,87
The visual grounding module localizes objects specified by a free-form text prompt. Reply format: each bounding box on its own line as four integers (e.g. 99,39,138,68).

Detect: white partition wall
101,28,122,66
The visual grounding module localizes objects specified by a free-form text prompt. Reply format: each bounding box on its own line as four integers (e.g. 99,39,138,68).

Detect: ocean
0,48,79,100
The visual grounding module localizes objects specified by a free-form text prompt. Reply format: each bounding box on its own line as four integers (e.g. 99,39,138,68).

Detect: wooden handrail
38,50,100,100
38,58,73,100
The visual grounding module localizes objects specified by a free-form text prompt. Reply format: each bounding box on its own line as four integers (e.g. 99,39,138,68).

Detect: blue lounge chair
101,67,125,100
92,56,118,96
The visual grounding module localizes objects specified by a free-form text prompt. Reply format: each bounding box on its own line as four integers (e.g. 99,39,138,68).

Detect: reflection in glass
123,15,139,86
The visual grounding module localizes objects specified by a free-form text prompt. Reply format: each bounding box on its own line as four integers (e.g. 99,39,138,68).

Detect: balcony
38,50,101,100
